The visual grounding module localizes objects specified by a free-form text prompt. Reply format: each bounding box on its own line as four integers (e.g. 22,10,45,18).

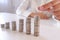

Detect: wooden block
19,19,24,32
1,24,4,28
34,16,39,36
12,21,16,31
5,22,10,29
26,18,31,34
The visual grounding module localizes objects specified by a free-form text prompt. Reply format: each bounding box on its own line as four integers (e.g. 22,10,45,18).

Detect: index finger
38,0,60,11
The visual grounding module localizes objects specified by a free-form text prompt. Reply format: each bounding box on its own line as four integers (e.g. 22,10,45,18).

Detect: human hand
38,0,60,20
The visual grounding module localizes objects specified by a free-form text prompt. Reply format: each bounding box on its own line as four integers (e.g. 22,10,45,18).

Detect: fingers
38,2,52,11
53,3,60,11
53,3,60,17
55,16,60,20
45,8,53,12
37,0,60,20
38,13,50,19
53,10,60,16
38,0,60,11
51,0,60,6
53,10,60,20
28,12,50,19
53,1,60,20
28,12,35,18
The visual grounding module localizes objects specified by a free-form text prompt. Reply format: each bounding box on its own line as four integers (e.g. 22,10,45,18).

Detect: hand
28,12,50,19
38,0,60,20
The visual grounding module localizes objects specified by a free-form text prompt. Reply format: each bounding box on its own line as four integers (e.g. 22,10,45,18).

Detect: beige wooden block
34,16,40,36
26,18,31,34
12,21,16,31
1,24,4,28
19,19,24,32
5,22,10,29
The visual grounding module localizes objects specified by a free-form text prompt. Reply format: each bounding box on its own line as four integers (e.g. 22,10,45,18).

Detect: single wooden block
1,24,4,28
34,16,39,36
26,18,31,34
12,21,16,31
5,22,10,29
19,19,24,32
